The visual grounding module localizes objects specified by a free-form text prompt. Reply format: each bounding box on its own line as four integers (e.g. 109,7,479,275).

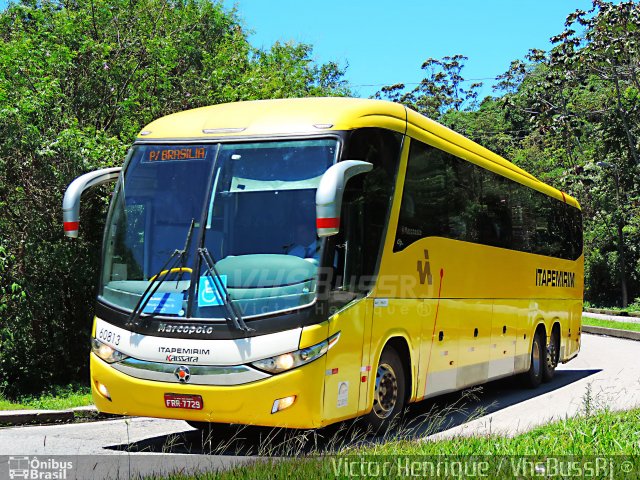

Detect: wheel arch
372,331,415,404
384,336,413,404
534,319,547,340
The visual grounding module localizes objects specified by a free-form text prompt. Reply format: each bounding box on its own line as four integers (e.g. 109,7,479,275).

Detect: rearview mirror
62,167,122,238
315,160,373,237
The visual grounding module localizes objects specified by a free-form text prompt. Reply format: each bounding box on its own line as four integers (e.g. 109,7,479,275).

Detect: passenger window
394,138,582,260
331,128,403,293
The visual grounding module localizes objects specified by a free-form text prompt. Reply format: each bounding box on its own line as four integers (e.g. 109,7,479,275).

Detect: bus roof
137,97,579,208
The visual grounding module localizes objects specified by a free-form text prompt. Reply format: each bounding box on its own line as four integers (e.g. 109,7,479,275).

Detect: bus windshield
100,139,338,320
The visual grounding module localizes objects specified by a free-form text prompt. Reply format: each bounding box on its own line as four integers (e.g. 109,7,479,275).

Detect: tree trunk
617,221,629,308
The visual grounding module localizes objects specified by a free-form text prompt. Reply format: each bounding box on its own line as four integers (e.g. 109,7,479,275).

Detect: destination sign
145,147,207,162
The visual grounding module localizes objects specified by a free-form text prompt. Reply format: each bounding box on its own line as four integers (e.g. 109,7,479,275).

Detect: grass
358,408,640,456
582,316,640,333
0,384,92,411
164,409,640,479
149,389,640,480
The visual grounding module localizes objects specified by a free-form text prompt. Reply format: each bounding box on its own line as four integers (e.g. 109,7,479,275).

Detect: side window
477,170,513,249
394,141,448,250
394,138,582,260
564,203,583,258
510,183,583,259
509,183,537,254
336,128,403,292
395,140,475,251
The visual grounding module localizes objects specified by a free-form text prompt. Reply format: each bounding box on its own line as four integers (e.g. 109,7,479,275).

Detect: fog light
271,395,296,414
95,381,112,401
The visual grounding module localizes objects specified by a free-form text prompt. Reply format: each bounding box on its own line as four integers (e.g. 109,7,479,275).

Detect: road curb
582,325,640,341
0,406,98,427
584,307,640,318
582,311,640,324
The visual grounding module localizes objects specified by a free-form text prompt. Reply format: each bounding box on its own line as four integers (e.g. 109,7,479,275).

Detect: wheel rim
532,337,542,377
372,363,398,419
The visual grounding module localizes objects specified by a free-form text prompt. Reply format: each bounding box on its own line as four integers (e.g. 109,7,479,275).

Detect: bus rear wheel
524,331,544,388
363,348,406,433
542,328,560,382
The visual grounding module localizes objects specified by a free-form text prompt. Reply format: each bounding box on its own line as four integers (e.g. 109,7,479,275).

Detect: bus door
322,200,368,422
320,127,404,421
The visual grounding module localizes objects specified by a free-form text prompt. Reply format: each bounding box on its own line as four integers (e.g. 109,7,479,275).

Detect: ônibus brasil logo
8,456,73,479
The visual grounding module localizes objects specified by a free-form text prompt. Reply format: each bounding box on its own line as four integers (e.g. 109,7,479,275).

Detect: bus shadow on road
106,368,600,456
399,368,602,441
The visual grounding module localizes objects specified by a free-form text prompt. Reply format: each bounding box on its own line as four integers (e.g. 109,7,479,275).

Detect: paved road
1,333,638,478
431,332,640,438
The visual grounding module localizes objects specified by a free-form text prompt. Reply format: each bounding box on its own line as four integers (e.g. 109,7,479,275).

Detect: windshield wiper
198,247,253,332
126,220,196,327
175,218,195,288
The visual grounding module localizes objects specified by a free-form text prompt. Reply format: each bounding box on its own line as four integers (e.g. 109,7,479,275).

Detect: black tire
524,331,544,388
542,328,560,382
363,348,406,433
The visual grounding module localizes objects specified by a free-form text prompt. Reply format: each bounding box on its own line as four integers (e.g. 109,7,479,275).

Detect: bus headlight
91,338,129,364
251,332,340,374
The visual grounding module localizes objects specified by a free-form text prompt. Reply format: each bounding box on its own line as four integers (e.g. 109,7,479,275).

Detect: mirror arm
62,167,122,238
315,160,373,237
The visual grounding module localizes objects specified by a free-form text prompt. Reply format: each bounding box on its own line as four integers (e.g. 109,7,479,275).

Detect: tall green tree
375,55,482,120
0,0,348,397
552,0,640,307
503,1,640,307
373,1,640,308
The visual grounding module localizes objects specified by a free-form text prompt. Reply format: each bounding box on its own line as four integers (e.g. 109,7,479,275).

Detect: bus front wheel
364,347,406,432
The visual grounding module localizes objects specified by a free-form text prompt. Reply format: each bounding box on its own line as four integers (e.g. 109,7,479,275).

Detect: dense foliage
0,0,348,397
378,0,640,310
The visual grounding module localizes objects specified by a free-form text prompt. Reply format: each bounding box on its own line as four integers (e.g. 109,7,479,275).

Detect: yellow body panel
91,98,583,428
457,300,493,389
91,352,326,429
138,97,407,140
321,300,369,424
367,299,423,403
299,321,329,349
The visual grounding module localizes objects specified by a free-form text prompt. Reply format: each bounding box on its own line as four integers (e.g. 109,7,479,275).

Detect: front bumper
90,352,326,429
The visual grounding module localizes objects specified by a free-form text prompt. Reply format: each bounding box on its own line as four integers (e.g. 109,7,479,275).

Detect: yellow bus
63,98,583,431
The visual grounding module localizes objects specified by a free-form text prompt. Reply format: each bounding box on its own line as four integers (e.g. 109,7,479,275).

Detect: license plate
164,393,203,410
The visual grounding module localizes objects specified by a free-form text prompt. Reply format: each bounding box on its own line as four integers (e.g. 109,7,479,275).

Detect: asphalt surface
1,333,638,478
